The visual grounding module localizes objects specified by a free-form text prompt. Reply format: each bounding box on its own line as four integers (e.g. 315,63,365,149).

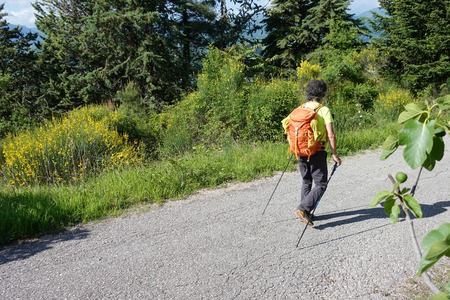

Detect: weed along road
1,138,449,300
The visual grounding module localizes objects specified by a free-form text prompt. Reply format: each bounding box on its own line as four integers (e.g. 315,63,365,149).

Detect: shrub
374,88,417,121
157,92,202,157
244,78,300,142
1,106,142,186
196,47,247,144
296,60,322,88
112,106,160,159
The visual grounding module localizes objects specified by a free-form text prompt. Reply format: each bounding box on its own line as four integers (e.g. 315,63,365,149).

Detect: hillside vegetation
0,46,417,246
0,1,449,248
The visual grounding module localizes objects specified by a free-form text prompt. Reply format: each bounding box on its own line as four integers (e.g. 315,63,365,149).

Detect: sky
2,0,380,28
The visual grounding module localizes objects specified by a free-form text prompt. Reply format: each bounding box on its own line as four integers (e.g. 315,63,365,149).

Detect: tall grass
0,142,290,246
0,122,396,246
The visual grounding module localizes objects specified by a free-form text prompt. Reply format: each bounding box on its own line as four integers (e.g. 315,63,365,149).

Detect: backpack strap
302,102,323,111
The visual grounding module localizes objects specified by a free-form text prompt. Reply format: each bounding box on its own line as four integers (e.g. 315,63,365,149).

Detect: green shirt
303,101,333,143
282,101,333,143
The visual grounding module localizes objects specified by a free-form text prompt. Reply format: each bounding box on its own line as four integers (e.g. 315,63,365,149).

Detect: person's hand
332,154,342,166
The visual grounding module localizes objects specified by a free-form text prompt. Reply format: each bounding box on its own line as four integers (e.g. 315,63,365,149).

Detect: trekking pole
295,162,338,248
262,153,295,215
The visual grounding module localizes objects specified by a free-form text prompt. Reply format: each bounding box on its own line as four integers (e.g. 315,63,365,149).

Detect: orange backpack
286,104,323,160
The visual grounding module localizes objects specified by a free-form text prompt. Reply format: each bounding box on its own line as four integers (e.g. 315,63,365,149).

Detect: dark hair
305,79,327,101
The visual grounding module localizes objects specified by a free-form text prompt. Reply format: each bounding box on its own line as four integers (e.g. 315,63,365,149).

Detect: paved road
1,138,449,300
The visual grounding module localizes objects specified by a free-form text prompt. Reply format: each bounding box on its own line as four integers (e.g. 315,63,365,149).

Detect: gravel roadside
1,137,449,300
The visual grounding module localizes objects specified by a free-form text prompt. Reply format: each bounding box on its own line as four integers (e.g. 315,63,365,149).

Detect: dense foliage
262,0,366,68
1,0,449,137
375,0,450,94
2,106,142,186
0,4,42,136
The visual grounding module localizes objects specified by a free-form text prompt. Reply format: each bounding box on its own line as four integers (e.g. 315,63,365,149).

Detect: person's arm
325,122,342,166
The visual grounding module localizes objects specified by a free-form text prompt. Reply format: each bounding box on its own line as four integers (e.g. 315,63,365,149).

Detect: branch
410,166,423,196
388,174,440,294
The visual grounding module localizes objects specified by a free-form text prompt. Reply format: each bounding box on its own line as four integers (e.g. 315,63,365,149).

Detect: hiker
285,79,342,227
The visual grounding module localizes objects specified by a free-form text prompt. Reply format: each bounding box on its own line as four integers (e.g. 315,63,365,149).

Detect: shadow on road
313,199,449,230
313,206,386,230
0,227,90,265
295,200,449,250
297,223,391,250
421,200,450,218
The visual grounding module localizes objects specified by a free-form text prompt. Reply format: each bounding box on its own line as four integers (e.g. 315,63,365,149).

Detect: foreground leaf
370,190,391,207
418,223,450,274
424,240,450,261
422,223,450,252
399,119,434,169
383,196,396,216
429,292,450,300
398,103,425,124
390,205,400,224
418,258,437,275
403,194,422,218
380,135,399,160
418,238,450,275
423,135,445,171
430,136,445,162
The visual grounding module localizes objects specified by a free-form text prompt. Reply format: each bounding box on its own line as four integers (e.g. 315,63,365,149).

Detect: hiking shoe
295,210,315,227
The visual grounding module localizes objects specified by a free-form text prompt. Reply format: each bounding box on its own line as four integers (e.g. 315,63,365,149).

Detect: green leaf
418,258,437,275
430,136,445,162
400,187,411,194
399,119,435,169
435,126,446,137
423,136,444,170
403,194,422,218
392,182,400,193
419,225,450,274
422,223,450,252
370,190,391,207
428,292,450,300
380,135,399,160
398,103,425,124
390,204,400,224
422,155,437,171
424,240,450,261
383,196,396,216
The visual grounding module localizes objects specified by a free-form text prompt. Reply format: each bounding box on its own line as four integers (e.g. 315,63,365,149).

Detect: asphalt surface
1,137,449,300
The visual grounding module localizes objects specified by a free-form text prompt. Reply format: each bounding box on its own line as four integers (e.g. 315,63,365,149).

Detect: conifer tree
262,0,364,68
0,4,41,136
262,0,317,68
34,0,180,111
376,0,450,93
303,0,365,51
33,0,221,112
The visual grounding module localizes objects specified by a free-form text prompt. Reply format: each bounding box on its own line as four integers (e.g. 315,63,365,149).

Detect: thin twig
410,167,424,196
388,174,440,294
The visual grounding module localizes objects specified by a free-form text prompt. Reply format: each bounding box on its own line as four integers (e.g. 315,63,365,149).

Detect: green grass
0,122,397,247
336,121,399,156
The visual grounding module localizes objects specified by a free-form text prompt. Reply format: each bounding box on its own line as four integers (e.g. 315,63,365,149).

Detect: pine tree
262,0,317,68
169,0,217,88
376,0,450,93
303,0,365,51
0,4,41,136
34,0,227,111
262,0,363,69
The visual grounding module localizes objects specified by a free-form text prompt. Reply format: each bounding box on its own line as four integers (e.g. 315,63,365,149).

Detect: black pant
297,151,328,213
